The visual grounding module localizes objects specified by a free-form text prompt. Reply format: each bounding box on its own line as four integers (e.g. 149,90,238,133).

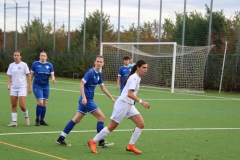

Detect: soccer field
0,73,239,160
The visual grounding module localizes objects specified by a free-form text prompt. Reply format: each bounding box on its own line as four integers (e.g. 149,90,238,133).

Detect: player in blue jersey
117,56,132,94
56,55,115,147
30,51,56,126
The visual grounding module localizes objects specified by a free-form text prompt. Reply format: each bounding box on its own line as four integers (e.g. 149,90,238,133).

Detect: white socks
22,110,28,118
11,112,18,122
129,127,142,144
93,127,110,142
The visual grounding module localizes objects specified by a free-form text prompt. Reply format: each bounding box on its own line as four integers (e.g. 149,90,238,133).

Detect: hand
82,97,87,106
28,87,32,94
117,85,120,90
111,97,116,103
52,79,56,83
141,101,150,109
7,84,10,90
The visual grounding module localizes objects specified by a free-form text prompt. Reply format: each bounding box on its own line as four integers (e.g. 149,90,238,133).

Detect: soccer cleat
40,120,49,126
126,144,142,154
7,122,17,127
98,141,114,148
25,117,30,126
35,119,40,126
56,138,67,146
88,139,98,154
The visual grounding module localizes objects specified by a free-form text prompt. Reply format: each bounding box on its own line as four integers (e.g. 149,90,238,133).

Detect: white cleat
25,117,30,126
7,122,18,127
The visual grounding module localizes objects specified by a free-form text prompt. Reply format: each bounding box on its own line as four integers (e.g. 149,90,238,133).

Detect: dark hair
14,50,21,55
124,60,147,85
40,51,47,54
93,55,104,67
123,56,130,60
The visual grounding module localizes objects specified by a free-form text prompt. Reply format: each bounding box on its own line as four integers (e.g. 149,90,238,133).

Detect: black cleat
35,119,40,126
40,120,49,126
98,141,114,148
56,138,67,146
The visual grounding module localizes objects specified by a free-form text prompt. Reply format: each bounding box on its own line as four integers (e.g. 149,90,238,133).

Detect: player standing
117,56,132,94
6,51,32,127
31,51,56,126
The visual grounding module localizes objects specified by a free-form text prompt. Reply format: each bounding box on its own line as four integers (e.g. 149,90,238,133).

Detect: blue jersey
118,65,132,89
31,61,54,89
81,68,103,100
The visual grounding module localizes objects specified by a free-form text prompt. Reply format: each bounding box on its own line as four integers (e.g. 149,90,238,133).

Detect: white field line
0,128,240,136
0,81,239,101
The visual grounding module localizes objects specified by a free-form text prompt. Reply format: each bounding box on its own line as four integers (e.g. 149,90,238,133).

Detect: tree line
0,6,240,91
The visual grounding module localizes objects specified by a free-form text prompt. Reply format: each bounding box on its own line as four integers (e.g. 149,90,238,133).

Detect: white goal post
100,42,214,93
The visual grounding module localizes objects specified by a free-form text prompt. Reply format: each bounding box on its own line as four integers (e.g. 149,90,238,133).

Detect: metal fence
1,0,240,91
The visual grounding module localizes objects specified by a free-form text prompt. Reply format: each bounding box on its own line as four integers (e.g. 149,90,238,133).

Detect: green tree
73,9,115,53
162,18,176,41
21,17,53,53
170,10,208,46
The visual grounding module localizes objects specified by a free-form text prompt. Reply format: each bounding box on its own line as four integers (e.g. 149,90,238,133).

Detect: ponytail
124,65,137,85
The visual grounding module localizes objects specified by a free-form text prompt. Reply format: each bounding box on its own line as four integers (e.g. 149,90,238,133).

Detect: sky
0,0,240,32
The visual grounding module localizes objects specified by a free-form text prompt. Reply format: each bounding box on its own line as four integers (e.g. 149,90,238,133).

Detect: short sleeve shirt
119,73,141,104
118,65,132,89
6,61,30,91
82,68,103,99
31,61,54,89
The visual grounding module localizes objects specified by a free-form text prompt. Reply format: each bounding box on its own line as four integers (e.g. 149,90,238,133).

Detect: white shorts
10,88,27,97
110,99,140,124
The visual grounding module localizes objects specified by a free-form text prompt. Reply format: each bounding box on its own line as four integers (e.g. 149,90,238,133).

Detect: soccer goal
100,42,214,93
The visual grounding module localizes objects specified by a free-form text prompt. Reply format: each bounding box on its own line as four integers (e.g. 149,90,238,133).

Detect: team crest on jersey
46,65,49,69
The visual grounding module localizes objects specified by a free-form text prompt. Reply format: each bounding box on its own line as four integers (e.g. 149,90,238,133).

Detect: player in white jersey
6,51,32,127
88,60,150,154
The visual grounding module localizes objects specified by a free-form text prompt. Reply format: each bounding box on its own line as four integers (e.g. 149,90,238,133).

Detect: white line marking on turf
1,81,239,100
0,128,240,136
50,88,239,100
144,99,240,101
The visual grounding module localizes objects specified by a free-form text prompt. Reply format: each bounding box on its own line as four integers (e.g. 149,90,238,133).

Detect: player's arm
51,73,56,83
7,76,11,90
30,72,34,81
100,84,115,102
117,76,121,90
127,90,150,109
79,81,87,105
27,73,32,94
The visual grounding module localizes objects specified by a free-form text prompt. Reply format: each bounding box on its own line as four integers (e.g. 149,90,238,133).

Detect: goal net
100,42,214,93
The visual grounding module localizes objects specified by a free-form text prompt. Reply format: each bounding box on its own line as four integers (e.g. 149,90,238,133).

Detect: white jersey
119,73,141,104
6,61,30,91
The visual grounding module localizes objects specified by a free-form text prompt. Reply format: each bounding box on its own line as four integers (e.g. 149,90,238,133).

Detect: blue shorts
33,87,50,100
77,96,99,114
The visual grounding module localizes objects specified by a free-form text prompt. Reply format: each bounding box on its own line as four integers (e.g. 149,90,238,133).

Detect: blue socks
41,107,46,121
36,105,46,121
60,120,76,139
36,105,42,120
97,121,104,133
97,121,104,144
